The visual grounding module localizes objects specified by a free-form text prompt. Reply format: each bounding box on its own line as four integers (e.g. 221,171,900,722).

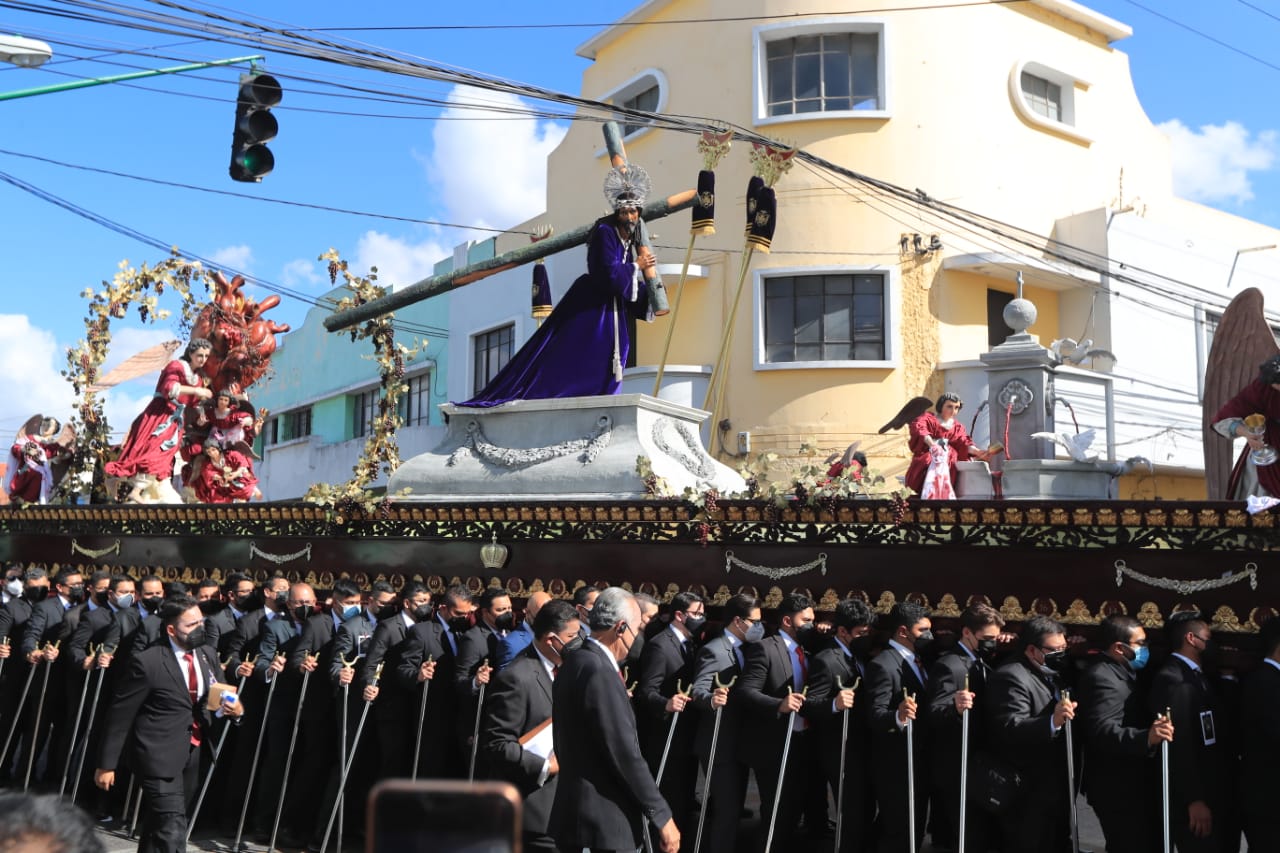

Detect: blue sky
0,0,1277,442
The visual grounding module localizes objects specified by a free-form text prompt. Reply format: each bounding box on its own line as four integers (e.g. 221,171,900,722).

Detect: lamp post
0,34,52,68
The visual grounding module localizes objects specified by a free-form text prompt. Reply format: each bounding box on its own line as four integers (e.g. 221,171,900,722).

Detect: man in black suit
0,568,48,782
1149,611,1230,853
805,598,874,853
131,576,170,654
248,581,314,842
19,566,83,788
924,603,1006,853
550,587,678,853
63,573,124,795
738,592,820,845
396,583,476,779
361,581,432,780
986,615,1077,853
94,595,243,853
636,591,704,837
484,599,581,851
1077,614,1172,853
456,587,513,775
1241,616,1280,848
866,600,933,853
689,593,763,853
79,575,136,821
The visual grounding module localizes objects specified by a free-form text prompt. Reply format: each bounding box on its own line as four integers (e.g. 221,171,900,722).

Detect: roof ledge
1028,0,1132,43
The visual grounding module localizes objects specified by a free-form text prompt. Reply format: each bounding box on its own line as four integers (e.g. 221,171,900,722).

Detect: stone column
979,293,1056,465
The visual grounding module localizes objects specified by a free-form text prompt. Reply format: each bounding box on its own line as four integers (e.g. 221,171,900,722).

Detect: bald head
525,591,552,625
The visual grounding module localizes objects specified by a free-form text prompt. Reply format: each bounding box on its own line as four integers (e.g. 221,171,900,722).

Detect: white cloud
281,258,323,287
208,244,254,272
425,85,568,235
1159,119,1278,205
353,231,449,291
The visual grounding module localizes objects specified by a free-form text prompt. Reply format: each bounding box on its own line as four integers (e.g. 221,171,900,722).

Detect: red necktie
185,651,202,747
796,645,808,684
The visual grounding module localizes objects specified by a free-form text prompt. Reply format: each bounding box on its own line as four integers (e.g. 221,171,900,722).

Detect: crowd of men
0,563,1277,853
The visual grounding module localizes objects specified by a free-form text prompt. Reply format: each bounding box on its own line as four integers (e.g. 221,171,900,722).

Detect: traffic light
229,71,282,182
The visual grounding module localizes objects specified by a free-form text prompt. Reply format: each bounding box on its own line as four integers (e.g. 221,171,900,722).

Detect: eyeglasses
1040,646,1067,654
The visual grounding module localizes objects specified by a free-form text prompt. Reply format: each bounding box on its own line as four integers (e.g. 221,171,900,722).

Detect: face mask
293,605,313,623
411,604,434,623
23,585,48,604
1128,644,1150,670
141,596,163,614
976,637,999,659
683,614,706,636
275,590,289,605
743,621,766,644
234,592,261,612
793,622,815,640
113,592,136,611
4,579,21,598
95,590,111,606
340,604,361,622
554,635,584,659
1197,637,1219,666
199,600,222,616
494,612,516,632
913,629,935,651
65,584,85,604
850,635,873,656
1041,649,1068,674
176,626,206,650
449,615,474,634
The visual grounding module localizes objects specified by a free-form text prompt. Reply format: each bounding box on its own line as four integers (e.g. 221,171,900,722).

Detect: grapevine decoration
60,252,207,502
303,249,420,519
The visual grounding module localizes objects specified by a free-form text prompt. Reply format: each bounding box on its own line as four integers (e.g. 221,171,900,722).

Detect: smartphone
366,779,522,853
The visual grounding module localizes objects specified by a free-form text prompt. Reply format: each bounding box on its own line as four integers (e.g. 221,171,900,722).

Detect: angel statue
879,393,994,499
6,415,76,503
1204,287,1280,500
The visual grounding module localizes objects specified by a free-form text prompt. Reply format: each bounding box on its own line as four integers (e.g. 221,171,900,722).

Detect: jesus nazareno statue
457,164,657,407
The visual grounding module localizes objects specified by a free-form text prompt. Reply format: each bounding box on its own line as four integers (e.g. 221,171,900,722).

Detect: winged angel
1203,287,1280,500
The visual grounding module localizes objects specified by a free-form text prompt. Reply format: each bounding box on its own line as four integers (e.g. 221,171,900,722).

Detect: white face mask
4,579,21,597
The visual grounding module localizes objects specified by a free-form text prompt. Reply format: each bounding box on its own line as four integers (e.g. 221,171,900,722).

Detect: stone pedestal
980,333,1057,465
956,461,995,499
1001,459,1113,500
390,393,746,501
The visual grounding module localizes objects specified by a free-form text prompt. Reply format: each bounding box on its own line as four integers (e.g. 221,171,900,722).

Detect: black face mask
849,635,873,657
448,615,473,634
65,584,85,604
554,635,584,658
913,629,935,652
793,622,815,639
411,604,434,623
976,637,999,659
683,614,707,636
199,600,223,616
95,590,111,606
274,590,289,608
494,612,516,632
23,585,49,604
141,596,163,614
1041,650,1069,674
292,605,313,624
234,592,261,612
176,626,206,651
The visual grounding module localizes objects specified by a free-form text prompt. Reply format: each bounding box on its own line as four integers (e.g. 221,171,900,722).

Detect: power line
1120,0,1280,75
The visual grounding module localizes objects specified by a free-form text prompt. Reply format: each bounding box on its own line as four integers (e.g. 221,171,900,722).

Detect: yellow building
442,0,1280,499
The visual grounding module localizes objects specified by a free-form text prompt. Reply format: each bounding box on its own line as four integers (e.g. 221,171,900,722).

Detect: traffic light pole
0,55,263,101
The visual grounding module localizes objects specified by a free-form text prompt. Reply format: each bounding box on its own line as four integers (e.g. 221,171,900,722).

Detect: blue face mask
1129,644,1149,670
341,604,361,622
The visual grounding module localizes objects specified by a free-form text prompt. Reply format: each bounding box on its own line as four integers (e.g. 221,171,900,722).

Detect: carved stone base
390,393,746,501
1001,459,1114,500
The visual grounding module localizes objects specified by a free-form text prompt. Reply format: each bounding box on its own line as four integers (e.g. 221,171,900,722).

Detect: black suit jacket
204,606,238,659
803,640,868,752
1148,655,1227,809
738,632,814,765
1240,660,1280,816
866,645,930,764
22,595,74,655
97,642,228,778
925,646,991,776
330,612,377,687
636,626,696,763
482,645,557,834
293,612,338,712
67,603,120,685
549,640,672,850
0,597,33,645
986,658,1064,772
1077,655,1155,800
396,617,459,731
226,607,269,671
363,612,415,717
133,613,164,654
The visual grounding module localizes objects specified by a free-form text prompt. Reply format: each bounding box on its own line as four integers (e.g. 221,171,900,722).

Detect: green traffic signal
230,71,281,183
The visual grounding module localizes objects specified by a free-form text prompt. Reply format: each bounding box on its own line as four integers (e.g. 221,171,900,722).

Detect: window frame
471,321,517,396
1008,60,1092,145
283,406,312,441
753,18,891,126
352,388,378,439
599,69,669,144
399,369,434,427
753,265,898,371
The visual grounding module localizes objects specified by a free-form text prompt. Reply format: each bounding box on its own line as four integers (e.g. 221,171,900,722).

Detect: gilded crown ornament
480,532,509,570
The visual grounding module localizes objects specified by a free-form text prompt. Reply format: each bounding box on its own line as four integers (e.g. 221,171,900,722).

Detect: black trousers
138,743,200,853
702,756,750,853
754,727,813,851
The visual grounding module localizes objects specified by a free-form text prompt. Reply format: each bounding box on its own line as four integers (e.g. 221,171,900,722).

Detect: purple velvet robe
457,219,650,407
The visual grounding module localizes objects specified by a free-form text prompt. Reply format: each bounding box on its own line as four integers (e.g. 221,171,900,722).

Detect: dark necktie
185,651,202,747
796,645,808,684
914,656,928,688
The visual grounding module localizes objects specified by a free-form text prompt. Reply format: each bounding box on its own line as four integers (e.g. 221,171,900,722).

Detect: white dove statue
1049,338,1118,365
1031,428,1099,463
